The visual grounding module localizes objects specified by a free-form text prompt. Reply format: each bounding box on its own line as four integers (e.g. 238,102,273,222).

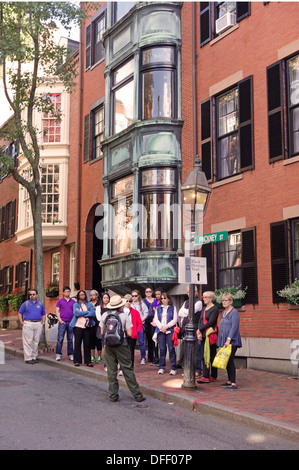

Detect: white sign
178,257,207,285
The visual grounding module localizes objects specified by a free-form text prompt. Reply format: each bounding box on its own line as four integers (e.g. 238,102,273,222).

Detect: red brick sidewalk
1,328,299,441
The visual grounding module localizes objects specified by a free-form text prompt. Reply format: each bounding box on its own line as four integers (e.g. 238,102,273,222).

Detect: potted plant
214,286,247,308
46,282,59,298
277,280,299,305
0,291,9,315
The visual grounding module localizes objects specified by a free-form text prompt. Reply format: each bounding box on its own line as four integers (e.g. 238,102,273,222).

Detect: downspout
192,2,197,158
75,10,83,290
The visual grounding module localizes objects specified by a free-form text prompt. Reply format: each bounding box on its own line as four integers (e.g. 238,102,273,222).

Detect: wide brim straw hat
106,295,126,310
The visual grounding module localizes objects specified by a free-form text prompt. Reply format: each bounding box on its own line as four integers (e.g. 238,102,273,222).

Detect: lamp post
181,156,211,389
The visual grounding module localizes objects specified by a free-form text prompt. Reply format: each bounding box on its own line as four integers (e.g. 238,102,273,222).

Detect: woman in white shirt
154,292,177,375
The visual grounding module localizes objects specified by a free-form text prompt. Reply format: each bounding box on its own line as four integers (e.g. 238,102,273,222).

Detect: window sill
283,155,299,166
211,173,243,188
210,24,239,46
89,156,103,166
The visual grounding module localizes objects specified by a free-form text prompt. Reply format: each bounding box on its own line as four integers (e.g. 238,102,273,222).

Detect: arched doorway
85,204,103,292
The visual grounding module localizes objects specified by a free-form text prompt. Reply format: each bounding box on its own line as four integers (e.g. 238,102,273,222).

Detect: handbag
212,344,232,370
203,309,218,345
85,317,93,328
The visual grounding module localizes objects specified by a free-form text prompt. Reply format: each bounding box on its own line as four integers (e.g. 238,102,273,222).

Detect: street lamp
181,156,211,389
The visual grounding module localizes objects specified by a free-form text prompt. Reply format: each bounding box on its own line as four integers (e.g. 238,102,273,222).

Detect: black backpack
103,311,124,347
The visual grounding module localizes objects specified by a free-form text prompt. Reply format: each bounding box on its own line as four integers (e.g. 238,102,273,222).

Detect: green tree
0,2,93,346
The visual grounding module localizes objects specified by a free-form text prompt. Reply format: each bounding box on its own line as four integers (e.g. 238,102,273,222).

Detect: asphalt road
0,354,298,451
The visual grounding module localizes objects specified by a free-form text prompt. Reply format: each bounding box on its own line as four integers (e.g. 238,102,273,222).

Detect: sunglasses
132,294,138,298
126,299,132,303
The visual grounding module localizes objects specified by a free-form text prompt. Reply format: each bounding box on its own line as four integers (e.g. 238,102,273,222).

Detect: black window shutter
241,227,258,304
200,98,212,181
270,221,289,303
15,263,20,289
267,62,284,162
83,114,91,162
201,242,214,292
85,24,91,70
200,3,211,47
236,2,250,22
238,76,254,171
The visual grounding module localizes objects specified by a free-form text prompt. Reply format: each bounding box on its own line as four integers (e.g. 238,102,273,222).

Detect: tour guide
18,288,46,364
100,294,145,403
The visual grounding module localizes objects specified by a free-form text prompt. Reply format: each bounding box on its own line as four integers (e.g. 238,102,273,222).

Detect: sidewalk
1,328,299,443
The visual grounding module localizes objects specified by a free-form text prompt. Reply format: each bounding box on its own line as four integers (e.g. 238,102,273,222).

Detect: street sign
178,257,207,285
194,230,228,245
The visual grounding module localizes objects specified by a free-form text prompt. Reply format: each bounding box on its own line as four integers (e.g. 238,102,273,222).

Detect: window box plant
277,280,299,305
0,291,9,315
46,282,59,298
6,288,25,312
214,286,247,308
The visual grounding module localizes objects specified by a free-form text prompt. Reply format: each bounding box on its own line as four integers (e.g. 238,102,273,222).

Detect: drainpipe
75,9,83,290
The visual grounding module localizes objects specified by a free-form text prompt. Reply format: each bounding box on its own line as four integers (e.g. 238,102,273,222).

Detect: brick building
0,2,298,374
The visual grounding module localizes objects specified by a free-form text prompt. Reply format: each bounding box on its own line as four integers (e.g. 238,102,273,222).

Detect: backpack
103,312,124,347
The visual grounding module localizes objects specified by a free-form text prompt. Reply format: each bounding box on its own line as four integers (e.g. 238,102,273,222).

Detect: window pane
218,134,239,178
143,70,173,119
218,232,241,289
111,175,133,199
113,59,134,85
218,88,238,137
142,168,175,187
142,192,175,249
288,55,299,106
292,107,299,154
113,197,133,255
114,2,135,23
114,80,134,133
142,47,175,66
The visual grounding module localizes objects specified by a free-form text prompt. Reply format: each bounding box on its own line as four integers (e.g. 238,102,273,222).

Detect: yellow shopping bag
212,344,232,370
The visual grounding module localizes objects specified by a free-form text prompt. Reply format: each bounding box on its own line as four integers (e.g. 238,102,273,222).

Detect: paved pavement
1,328,299,444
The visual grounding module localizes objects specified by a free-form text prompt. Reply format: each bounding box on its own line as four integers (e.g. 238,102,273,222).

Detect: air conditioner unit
215,12,236,35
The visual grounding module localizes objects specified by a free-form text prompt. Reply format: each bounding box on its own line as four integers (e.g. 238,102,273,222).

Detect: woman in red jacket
123,294,143,368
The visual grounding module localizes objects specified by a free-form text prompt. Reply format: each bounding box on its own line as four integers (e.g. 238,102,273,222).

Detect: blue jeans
138,328,146,360
158,332,176,370
56,322,74,356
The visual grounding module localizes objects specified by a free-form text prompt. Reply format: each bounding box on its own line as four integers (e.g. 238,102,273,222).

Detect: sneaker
68,355,74,361
140,358,146,365
170,370,177,376
56,354,62,361
158,369,164,374
221,382,232,388
231,384,238,390
97,356,102,364
209,377,217,382
91,356,95,363
197,377,210,383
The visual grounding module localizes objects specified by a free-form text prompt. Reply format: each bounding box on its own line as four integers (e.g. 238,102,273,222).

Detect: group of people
18,285,242,402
